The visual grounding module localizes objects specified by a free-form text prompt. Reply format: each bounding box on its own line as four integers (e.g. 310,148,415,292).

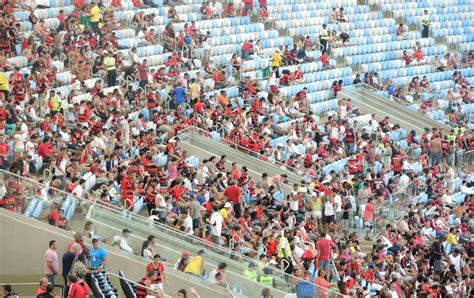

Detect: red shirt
214,72,224,83
413,50,423,61
316,238,332,261
37,143,53,159
320,54,329,66
223,185,242,204
69,282,88,298
241,42,253,51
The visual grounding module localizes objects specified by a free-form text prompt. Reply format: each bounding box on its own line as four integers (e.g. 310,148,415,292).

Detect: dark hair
49,240,56,248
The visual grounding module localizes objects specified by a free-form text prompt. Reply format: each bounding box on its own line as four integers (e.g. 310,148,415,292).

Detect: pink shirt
44,248,59,275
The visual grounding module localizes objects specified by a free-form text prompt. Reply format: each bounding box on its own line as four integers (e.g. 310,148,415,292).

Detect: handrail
104,272,170,298
352,83,469,132
0,169,344,297
178,126,325,180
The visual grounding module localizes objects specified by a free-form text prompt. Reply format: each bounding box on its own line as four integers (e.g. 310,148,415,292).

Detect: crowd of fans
0,0,473,297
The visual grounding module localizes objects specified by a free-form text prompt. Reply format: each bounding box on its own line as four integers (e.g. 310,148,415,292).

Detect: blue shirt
297,48,306,59
89,246,107,268
174,87,186,105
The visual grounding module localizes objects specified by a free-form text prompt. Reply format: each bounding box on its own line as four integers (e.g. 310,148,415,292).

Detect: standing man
430,134,442,166
223,179,244,218
271,50,282,78
89,1,101,35
104,51,117,87
137,59,149,89
320,24,329,54
210,205,224,245
89,238,108,270
422,10,430,38
44,240,59,285
62,243,81,286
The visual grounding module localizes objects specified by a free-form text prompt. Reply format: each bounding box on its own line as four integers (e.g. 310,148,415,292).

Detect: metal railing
179,126,324,182
0,282,63,297
352,83,467,131
0,169,343,297
105,272,172,298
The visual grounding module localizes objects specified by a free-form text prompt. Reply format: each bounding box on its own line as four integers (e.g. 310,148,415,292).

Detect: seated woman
408,77,421,99
204,60,218,77
167,4,182,22
412,47,425,64
162,23,176,51
396,24,407,40
419,75,433,92
224,3,236,17
289,67,304,85
336,7,346,22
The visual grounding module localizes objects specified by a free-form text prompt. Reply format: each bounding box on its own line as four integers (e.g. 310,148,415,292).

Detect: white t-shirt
324,201,335,216
334,195,342,213
183,215,194,235
119,237,134,253
72,185,83,198
210,212,223,236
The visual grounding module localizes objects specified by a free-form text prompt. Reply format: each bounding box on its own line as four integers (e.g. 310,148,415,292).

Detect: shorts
192,218,200,230
335,212,342,222
239,246,251,254
318,259,331,271
324,215,334,224
364,221,373,228
312,211,322,219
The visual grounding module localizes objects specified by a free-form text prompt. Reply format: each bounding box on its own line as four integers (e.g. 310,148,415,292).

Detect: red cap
239,218,245,223
182,251,190,257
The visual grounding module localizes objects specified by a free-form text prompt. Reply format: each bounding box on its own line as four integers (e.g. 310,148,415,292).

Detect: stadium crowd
0,0,473,297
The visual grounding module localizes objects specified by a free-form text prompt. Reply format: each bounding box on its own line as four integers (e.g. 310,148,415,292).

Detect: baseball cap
122,228,132,234
224,202,232,208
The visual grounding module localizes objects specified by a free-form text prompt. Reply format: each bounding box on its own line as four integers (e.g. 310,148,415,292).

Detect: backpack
295,281,316,298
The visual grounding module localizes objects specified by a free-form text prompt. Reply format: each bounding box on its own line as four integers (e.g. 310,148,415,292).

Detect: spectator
271,50,282,78
320,52,334,69
115,228,134,254
62,243,81,287
44,240,59,285
89,238,108,270
184,250,205,276
36,278,48,296
396,24,407,40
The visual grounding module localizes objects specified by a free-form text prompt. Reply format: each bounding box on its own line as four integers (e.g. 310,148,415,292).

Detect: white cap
224,202,232,208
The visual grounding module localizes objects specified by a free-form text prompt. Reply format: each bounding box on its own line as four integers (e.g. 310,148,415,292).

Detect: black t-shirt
342,201,352,219
431,242,443,260
5,104,17,124
467,246,474,258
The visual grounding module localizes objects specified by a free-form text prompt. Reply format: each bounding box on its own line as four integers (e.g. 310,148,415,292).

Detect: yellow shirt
184,256,202,275
90,5,100,23
0,72,9,91
447,233,457,245
272,53,282,67
220,208,228,219
104,56,116,71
